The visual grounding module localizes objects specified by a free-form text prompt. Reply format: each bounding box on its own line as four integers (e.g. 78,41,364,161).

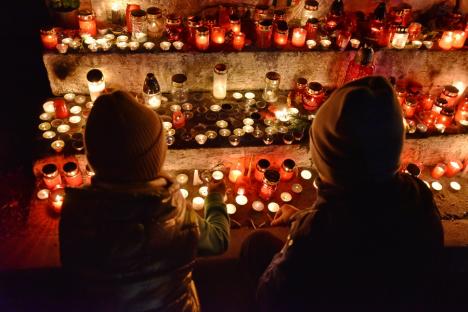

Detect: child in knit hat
243,76,443,311
59,90,229,312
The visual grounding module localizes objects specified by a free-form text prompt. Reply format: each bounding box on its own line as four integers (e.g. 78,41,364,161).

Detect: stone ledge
44,50,468,95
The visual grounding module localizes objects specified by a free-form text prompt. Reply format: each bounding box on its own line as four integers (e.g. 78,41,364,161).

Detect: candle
53,99,69,119
57,124,70,133
439,31,453,50
195,26,210,51
38,122,51,131
226,203,237,214
87,69,105,102
111,1,121,24
306,39,317,49
228,135,241,146
43,101,55,113
176,173,189,185
243,125,254,133
320,39,332,48
126,4,141,32
56,43,68,54
229,162,244,183
180,188,189,198
230,14,241,34
51,140,65,153
219,129,231,137
40,28,58,49
291,183,303,193
199,186,209,197
37,189,50,200
350,38,360,49
172,111,186,129
78,10,97,37
280,192,292,202
445,161,463,177
63,161,83,187
212,170,224,181
50,187,65,213
40,113,52,121
452,30,466,49
192,197,205,210
431,163,446,179
43,131,56,139
69,106,82,114
195,134,208,145
267,202,280,213
213,64,228,100
233,32,245,51
431,181,442,191
291,28,307,47
450,181,461,191
423,40,433,49
193,169,203,186
173,41,184,50
252,200,265,211
211,27,225,44
300,169,312,180
274,22,289,48
42,163,62,190
235,194,248,206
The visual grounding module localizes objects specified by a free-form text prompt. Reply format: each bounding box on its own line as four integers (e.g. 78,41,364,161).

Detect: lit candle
300,169,312,180
291,183,303,193
176,173,189,185
56,43,68,54
43,131,56,139
195,134,208,145
192,197,205,210
50,187,65,213
199,186,209,197
195,26,210,51
232,32,245,51
252,200,265,211
211,27,225,44
172,111,186,129
230,14,241,34
37,189,50,200
235,194,248,206
439,31,453,50
38,122,51,131
213,64,228,100
267,202,280,213
450,181,461,191
229,162,244,183
280,192,292,202
111,1,122,24
216,120,228,128
78,10,97,37
40,28,58,50
51,140,65,153
70,105,82,114
180,188,189,198
43,101,55,113
445,160,463,178
431,181,442,191
431,163,446,179
212,170,224,181
291,28,307,47
306,39,317,49
452,30,466,49
226,203,237,214
274,22,289,48
87,69,105,102
57,124,70,133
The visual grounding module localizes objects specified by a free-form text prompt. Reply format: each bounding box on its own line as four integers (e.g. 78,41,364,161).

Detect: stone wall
43,50,468,95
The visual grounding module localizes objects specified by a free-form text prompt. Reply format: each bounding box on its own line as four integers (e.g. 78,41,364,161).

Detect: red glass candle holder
273,21,288,48
126,4,141,33
172,110,186,128
256,19,273,49
259,169,280,201
291,27,307,47
452,30,466,49
78,10,97,37
280,159,296,181
229,14,241,34
40,28,58,49
53,99,69,119
293,77,308,105
303,82,325,111
431,163,446,179
63,161,83,187
195,26,210,51
211,26,226,45
49,185,65,213
165,14,182,42
42,163,62,190
187,15,202,45
445,160,463,177
440,85,459,107
232,32,245,51
254,159,270,182
402,97,417,119
455,97,468,126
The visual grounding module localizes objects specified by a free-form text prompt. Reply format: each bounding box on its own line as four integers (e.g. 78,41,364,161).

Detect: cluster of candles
397,83,468,133
37,160,95,212
401,162,464,193
41,2,467,53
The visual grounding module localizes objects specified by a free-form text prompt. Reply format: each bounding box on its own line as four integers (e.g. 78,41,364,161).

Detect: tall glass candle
63,161,83,187
211,26,225,44
42,164,62,190
78,10,97,37
229,14,241,34
131,9,147,43
259,170,280,201
291,28,307,47
186,15,202,45
126,3,141,33
392,27,408,49
195,26,210,51
213,64,228,100
40,28,58,49
274,21,288,48
87,69,105,102
439,31,453,50
262,71,280,103
301,0,319,26
256,19,273,49
229,161,244,183
440,85,459,107
255,159,270,182
53,99,69,119
232,32,245,51
303,82,325,111
445,160,463,177
452,30,466,49
147,7,165,39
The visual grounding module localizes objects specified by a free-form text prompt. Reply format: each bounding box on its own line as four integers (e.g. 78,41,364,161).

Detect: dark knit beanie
310,76,404,186
85,90,166,183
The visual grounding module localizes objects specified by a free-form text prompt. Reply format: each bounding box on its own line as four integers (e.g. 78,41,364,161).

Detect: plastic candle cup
267,202,280,213
431,163,446,179
211,27,225,44
350,38,360,49
37,189,50,200
232,92,243,101
412,40,422,49
423,40,433,49
300,169,312,180
431,181,442,191
160,41,171,51
449,181,461,191
235,194,248,206
212,170,224,181
306,39,317,49
226,203,237,215
320,39,332,49
51,140,65,153
43,101,55,113
129,41,139,51
280,192,292,202
252,200,265,211
180,189,189,198
445,161,463,178
439,31,453,50
291,28,307,47
176,173,189,185
144,42,155,50
117,41,128,50
195,134,208,145
192,197,205,210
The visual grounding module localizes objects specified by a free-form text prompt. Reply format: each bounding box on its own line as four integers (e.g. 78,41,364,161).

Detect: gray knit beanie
310,76,404,186
85,90,166,183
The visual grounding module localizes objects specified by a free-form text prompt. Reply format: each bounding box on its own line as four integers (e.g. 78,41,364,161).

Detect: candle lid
146,7,162,17
443,85,459,97
187,15,202,27
229,14,240,23
131,9,147,18
257,159,271,171
42,163,58,177
214,64,227,74
87,69,103,82
305,0,319,10
435,97,448,107
166,14,181,24
273,9,286,20
296,77,308,87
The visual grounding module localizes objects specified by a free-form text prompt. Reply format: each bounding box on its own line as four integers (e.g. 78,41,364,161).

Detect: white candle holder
62,37,73,45
243,118,254,126
56,43,68,54
74,95,87,104
57,124,71,133
211,170,224,181
216,120,228,128
411,40,422,49
40,112,53,121
280,192,292,202
226,203,237,214
267,202,280,213
117,41,128,50
129,41,140,51
306,39,317,49
51,139,65,152
143,41,155,50
192,197,205,210
233,128,245,136
228,135,241,146
219,129,231,137
176,173,189,185
423,40,433,49
160,41,171,51
173,41,184,50
195,134,208,145
104,34,115,41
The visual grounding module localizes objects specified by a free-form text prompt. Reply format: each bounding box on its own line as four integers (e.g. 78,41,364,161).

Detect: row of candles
402,161,465,193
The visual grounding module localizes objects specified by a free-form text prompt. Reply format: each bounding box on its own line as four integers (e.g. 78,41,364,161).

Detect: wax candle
267,202,280,213
291,28,307,47
192,197,205,210
63,162,83,187
172,111,186,129
195,26,210,51
233,32,246,51
51,140,65,153
431,181,442,191
42,164,62,190
445,161,463,178
229,161,244,183
431,163,446,179
53,99,69,119
211,27,226,44
195,134,208,145
450,181,461,191
226,203,237,214
87,69,105,102
259,170,280,201
213,64,228,100
49,186,65,213
37,189,50,200
274,21,288,48
235,194,248,206
452,30,466,49
40,28,58,50
252,200,265,211
78,10,97,37
212,170,224,181
439,31,453,50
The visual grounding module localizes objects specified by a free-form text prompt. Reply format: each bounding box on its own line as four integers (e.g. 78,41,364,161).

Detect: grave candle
40,28,58,49
450,181,461,191
192,197,205,210
49,186,65,213
267,202,280,213
87,69,105,102
259,170,280,201
78,10,97,37
274,21,288,48
172,111,186,129
53,99,69,119
431,181,442,191
211,27,226,44
176,173,189,185
63,162,83,187
213,64,228,100
235,194,248,206
42,164,62,190
439,31,453,50
229,161,244,183
229,14,241,34
212,170,224,181
445,161,463,178
232,32,245,51
291,28,307,47
452,30,466,49
431,163,446,179
195,26,210,51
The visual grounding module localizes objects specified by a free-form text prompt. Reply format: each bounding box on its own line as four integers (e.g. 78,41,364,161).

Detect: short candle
245,92,255,100
70,106,82,114
210,104,222,112
176,173,189,185
199,186,209,197
450,181,461,191
212,170,224,181
226,203,237,214
57,124,71,133
291,184,303,193
216,120,228,128
37,189,50,200
43,131,56,139
235,194,248,206
431,181,443,191
300,169,312,180
43,101,55,113
180,188,189,198
192,197,205,210
252,200,265,211
232,92,243,100
267,202,280,213
40,113,53,121
280,192,292,202
51,140,65,152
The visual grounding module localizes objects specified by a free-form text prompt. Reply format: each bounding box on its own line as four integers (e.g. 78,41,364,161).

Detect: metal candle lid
307,82,323,94
172,73,187,86
257,159,271,172
305,0,319,10
258,19,273,31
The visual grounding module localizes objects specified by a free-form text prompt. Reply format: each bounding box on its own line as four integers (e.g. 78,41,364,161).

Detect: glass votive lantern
306,18,319,41
262,71,280,103
165,14,182,42
408,22,422,41
230,14,241,34
78,10,97,37
263,133,274,145
280,159,296,181
171,74,188,103
283,133,294,144
172,110,186,129
87,69,105,102
42,163,62,189
439,31,453,50
435,107,455,131
402,96,417,119
273,21,288,48
53,99,69,119
291,27,307,47
228,135,241,146
259,169,280,201
433,97,448,114
40,27,58,49
131,9,147,43
213,64,227,100
440,85,459,107
455,97,468,126
56,43,68,54
445,160,463,178
187,15,202,45
146,7,165,39
452,30,466,49
293,77,308,105
303,82,325,112
229,161,244,183
195,26,210,51
233,32,246,51
211,27,225,45
392,27,408,49
256,19,273,49
62,161,83,187
301,0,319,26
254,159,270,182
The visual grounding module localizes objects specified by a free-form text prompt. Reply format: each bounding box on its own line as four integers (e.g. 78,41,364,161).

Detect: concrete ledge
44,50,468,95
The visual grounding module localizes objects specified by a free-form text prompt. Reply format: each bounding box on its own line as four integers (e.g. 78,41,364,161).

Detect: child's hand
271,204,300,226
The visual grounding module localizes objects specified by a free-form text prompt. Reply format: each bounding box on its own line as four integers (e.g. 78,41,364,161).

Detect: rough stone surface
44,50,468,95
